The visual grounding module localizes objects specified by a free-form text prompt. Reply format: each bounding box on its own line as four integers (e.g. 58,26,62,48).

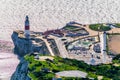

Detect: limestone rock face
11,32,33,57
10,58,30,80
11,31,50,57
11,31,51,80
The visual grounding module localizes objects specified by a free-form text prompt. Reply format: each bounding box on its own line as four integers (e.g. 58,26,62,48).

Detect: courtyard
108,35,120,55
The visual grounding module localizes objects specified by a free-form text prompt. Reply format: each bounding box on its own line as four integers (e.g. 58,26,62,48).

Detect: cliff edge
10,58,30,80
11,30,50,57
11,30,50,80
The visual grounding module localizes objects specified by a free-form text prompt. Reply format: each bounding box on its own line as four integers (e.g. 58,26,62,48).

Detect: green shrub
89,24,111,31
115,23,120,28
25,55,120,80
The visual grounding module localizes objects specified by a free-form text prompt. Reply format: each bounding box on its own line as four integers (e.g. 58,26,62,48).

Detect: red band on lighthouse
25,26,29,30
24,16,30,38
25,16,30,30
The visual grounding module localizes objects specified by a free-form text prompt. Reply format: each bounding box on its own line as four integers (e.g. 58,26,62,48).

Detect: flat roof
55,70,87,78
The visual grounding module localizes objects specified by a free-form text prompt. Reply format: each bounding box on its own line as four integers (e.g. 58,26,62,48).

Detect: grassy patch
63,25,79,31
25,55,120,80
89,24,111,31
106,35,109,54
115,23,120,28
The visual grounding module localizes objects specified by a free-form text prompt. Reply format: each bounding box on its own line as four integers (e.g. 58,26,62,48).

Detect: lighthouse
25,16,30,38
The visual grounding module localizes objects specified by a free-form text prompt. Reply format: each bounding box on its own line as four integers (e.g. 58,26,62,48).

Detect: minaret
25,16,30,38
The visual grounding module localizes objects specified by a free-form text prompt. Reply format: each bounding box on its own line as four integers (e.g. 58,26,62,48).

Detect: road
50,35,69,58
37,36,55,56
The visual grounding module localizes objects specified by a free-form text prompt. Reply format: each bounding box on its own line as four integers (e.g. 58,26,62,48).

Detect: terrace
63,24,89,37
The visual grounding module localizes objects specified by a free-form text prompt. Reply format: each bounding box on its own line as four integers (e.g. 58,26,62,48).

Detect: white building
100,32,107,54
100,32,107,63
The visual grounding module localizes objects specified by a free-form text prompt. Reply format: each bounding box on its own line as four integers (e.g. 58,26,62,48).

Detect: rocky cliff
11,31,50,80
11,31,50,57
11,31,32,57
10,58,30,80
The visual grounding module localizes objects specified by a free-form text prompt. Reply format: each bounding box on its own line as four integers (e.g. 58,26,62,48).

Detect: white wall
100,32,107,54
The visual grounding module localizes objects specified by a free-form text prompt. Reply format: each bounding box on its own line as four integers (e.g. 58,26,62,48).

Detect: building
93,44,101,53
25,16,30,38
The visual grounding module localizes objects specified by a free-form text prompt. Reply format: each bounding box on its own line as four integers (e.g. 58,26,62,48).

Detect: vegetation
63,25,80,31
106,35,109,54
25,55,120,80
89,24,111,31
113,54,120,64
115,23,120,28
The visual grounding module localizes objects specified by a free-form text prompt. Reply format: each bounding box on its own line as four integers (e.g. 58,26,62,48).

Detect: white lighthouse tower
25,16,30,38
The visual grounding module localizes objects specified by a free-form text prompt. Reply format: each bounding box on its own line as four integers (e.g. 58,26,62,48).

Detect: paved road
50,35,69,58
37,36,55,56
108,28,120,33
